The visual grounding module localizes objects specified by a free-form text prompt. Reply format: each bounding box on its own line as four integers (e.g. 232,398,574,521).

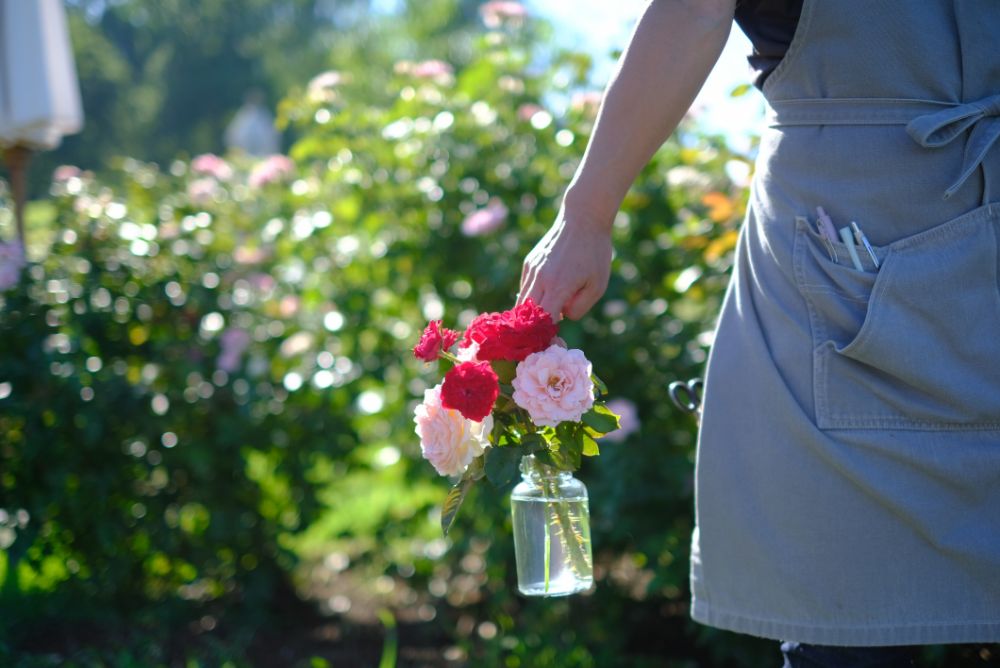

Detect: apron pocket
794,207,1000,430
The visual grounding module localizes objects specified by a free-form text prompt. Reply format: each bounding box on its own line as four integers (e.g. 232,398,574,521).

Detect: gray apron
691,0,1000,645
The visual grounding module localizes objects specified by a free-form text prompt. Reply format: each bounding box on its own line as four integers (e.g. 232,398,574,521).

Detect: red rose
441,361,499,422
413,320,461,362
460,298,558,362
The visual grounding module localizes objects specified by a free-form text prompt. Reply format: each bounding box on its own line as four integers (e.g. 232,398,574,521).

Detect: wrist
562,181,619,234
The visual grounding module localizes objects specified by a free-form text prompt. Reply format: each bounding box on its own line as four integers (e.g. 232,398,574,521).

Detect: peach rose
512,345,594,427
414,384,492,477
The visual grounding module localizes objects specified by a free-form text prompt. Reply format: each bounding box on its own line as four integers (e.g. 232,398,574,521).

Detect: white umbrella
0,0,83,243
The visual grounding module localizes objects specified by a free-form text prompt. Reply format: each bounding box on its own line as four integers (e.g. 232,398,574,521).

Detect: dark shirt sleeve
734,0,804,88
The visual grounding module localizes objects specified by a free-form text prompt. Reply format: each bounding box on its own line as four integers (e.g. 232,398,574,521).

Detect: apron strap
767,95,1000,202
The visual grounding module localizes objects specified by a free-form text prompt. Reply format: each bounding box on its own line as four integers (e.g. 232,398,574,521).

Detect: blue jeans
780,642,917,667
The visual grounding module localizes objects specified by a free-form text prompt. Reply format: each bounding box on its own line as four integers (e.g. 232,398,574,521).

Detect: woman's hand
517,207,613,322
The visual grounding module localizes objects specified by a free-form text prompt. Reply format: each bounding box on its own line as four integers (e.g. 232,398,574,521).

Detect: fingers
561,285,591,321
538,288,567,324
562,278,607,321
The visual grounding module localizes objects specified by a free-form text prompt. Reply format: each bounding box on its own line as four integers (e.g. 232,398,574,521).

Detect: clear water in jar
511,495,593,597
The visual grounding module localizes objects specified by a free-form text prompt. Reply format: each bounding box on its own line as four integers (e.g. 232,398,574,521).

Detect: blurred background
0,1,994,666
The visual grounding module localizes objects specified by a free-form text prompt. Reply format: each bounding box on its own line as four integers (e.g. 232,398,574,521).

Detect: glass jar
510,454,593,597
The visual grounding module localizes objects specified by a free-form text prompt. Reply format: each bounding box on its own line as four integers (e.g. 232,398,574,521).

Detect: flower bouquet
412,299,620,596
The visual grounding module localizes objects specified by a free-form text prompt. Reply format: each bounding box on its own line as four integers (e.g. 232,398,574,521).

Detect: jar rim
520,453,571,479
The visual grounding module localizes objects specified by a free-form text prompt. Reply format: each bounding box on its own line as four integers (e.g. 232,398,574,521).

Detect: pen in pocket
850,221,880,269
814,207,840,263
838,225,865,271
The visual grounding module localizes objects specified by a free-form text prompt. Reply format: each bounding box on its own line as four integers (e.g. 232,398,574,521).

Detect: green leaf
520,432,547,453
730,83,753,98
591,373,609,397
547,423,583,471
485,446,522,487
492,360,517,384
491,418,505,446
581,404,621,435
582,433,600,457
466,454,486,481
441,477,475,536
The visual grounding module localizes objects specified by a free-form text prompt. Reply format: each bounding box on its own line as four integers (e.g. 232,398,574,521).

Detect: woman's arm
518,0,735,320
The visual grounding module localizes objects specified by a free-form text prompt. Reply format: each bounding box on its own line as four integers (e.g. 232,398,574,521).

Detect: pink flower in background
412,60,453,79
395,59,454,85
191,153,233,181
217,328,251,373
517,103,543,122
248,272,276,293
512,345,595,427
234,246,268,265
461,199,508,237
187,178,219,205
279,295,301,318
249,155,295,188
52,165,81,183
414,384,493,477
0,241,26,291
480,1,528,28
571,91,603,117
603,398,639,442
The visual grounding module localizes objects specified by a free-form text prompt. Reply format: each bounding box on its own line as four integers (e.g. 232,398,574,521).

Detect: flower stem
540,476,591,583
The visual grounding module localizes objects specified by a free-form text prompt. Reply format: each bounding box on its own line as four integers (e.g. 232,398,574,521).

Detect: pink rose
603,398,639,442
414,384,493,477
512,345,594,427
461,199,508,237
191,154,233,181
249,155,295,188
0,241,26,292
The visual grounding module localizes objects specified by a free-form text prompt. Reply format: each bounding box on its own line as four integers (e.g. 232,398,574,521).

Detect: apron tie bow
906,93,1000,199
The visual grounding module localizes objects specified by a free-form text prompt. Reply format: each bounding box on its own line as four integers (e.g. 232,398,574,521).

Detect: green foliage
0,153,359,656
